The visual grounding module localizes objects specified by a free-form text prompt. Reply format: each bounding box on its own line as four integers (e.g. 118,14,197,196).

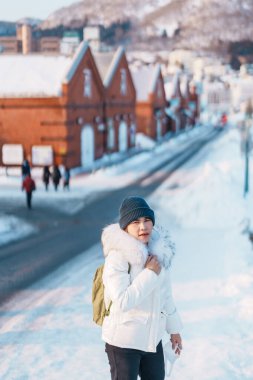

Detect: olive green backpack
92,262,130,326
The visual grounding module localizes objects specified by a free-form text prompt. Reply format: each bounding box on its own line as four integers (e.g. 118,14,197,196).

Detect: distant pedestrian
21,159,31,180
52,165,62,191
63,166,70,191
42,165,51,191
22,173,36,209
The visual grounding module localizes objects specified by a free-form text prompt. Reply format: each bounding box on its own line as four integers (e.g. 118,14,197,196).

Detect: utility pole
244,131,250,197
243,101,253,197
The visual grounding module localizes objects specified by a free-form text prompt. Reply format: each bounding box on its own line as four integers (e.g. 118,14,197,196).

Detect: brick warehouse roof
93,47,125,87
0,42,89,98
130,64,161,102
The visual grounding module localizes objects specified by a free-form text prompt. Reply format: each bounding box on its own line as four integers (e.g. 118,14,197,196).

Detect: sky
1,126,253,379
0,0,77,22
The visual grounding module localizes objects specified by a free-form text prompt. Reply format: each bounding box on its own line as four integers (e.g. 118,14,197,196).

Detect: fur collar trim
101,223,175,268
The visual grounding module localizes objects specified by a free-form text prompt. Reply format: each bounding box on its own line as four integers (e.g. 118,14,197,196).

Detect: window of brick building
120,68,127,95
83,69,92,97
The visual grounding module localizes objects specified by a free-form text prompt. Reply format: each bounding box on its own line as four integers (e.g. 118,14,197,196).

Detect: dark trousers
26,191,32,209
105,341,165,380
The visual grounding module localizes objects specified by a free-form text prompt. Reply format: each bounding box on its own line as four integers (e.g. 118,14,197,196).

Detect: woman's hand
145,255,161,275
170,333,182,355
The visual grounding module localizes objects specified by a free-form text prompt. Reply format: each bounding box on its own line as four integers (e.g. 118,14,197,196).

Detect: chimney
22,24,32,54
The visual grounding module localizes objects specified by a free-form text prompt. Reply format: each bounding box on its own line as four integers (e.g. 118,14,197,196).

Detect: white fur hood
101,223,175,269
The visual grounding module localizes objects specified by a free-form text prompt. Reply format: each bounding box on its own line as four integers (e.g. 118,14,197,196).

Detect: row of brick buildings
0,41,199,168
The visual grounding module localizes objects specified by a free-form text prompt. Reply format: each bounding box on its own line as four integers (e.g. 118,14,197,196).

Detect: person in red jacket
22,173,36,209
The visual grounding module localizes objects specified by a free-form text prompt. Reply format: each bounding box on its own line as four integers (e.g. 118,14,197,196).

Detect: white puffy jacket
101,223,183,353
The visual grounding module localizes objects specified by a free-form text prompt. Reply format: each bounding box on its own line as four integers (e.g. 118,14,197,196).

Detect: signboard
32,146,53,166
2,144,23,164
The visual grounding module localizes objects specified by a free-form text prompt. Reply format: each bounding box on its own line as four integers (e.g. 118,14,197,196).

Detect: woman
101,196,183,380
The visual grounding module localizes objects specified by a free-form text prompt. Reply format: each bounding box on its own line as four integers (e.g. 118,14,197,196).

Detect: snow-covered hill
39,0,253,52
40,0,170,29
143,0,253,49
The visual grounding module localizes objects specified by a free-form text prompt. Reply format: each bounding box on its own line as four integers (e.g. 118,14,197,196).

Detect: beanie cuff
119,207,155,229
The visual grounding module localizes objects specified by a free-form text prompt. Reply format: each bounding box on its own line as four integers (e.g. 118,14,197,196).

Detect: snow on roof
63,41,89,84
0,42,90,98
164,73,180,100
93,47,125,87
164,81,172,99
93,51,115,83
126,51,156,65
130,64,160,101
180,74,190,98
0,54,72,98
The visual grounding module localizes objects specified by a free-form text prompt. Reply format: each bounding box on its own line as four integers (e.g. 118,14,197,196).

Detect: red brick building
0,42,106,168
94,47,136,153
180,75,198,128
165,74,200,131
131,64,167,141
164,74,182,133
189,83,200,125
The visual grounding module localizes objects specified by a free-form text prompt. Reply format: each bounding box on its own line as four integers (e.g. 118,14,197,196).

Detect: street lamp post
242,101,253,197
244,127,250,197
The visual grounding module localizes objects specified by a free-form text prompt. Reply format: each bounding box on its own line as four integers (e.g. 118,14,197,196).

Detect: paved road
0,129,220,304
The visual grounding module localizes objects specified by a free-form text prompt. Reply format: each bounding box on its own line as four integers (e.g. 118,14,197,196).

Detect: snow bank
135,133,156,149
155,128,253,229
0,214,37,246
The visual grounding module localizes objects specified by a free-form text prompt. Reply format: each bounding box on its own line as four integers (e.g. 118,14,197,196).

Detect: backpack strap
105,263,131,316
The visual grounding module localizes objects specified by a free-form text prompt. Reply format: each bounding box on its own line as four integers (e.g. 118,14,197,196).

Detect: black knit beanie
119,196,155,230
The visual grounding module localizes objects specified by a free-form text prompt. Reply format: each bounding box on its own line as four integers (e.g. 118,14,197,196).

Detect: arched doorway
156,118,162,140
107,118,115,151
119,121,128,152
81,125,94,167
130,123,136,146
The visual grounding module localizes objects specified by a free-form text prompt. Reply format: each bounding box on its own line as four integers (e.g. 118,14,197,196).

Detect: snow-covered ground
0,125,208,244
0,215,37,246
0,126,253,379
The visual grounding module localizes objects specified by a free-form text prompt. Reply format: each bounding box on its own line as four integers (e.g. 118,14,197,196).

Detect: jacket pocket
119,311,149,325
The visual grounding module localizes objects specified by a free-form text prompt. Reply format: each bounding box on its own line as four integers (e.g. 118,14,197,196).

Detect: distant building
40,37,60,53
230,76,253,112
164,74,182,132
201,80,230,112
60,31,81,55
0,36,19,53
131,64,167,140
168,49,197,72
180,75,200,128
83,26,102,52
94,47,136,153
0,23,61,54
0,24,33,54
200,79,231,124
